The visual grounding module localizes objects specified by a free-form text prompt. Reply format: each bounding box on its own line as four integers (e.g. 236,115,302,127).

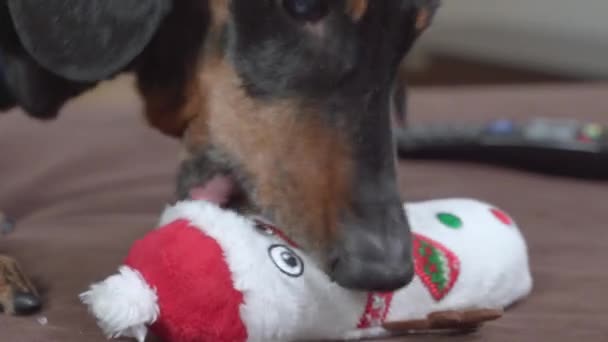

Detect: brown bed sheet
1,82,607,341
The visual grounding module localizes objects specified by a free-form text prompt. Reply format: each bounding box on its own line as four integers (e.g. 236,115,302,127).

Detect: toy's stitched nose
330,202,413,292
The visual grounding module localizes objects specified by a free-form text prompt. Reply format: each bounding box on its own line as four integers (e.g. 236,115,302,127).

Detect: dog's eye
283,0,329,22
268,245,304,277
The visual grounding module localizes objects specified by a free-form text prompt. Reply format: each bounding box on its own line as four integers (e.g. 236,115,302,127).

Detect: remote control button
578,135,591,143
582,123,603,140
486,119,515,134
525,120,578,141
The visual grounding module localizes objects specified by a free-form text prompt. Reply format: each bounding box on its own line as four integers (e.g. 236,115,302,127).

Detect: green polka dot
437,213,462,229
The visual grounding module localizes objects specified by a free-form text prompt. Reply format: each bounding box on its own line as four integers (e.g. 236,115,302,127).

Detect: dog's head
1,0,439,291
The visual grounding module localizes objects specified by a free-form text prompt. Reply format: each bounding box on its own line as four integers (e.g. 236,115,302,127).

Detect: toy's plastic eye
282,0,329,22
268,245,304,277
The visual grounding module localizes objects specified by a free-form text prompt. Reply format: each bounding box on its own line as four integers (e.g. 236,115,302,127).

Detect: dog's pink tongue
189,175,234,206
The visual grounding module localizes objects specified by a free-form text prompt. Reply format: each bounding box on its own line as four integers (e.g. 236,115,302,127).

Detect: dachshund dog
0,0,440,315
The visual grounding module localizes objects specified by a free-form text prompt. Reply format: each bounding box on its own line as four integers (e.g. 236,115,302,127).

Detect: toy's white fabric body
81,198,532,342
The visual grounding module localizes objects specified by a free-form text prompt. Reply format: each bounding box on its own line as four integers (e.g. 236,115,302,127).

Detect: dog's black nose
331,249,414,292
330,203,414,291
13,291,42,315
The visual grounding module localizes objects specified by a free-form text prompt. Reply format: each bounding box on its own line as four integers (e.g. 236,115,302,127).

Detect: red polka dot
491,208,513,226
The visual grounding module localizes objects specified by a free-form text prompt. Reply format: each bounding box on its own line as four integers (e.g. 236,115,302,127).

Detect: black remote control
395,118,608,179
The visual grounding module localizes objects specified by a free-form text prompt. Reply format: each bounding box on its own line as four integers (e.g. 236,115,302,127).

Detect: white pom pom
80,266,160,342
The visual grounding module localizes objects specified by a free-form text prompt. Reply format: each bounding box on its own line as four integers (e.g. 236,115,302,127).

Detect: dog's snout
331,250,414,292
330,203,413,291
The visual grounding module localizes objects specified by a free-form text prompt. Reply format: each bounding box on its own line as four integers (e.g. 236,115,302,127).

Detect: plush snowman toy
81,198,532,342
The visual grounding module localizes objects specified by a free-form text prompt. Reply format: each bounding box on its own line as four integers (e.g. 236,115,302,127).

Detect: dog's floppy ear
133,0,210,137
0,3,94,118
6,0,171,82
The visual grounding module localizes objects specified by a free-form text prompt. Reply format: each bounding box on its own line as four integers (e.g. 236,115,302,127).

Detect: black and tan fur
0,0,440,314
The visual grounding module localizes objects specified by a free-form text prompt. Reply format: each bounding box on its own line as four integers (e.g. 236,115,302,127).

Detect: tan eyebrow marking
345,0,368,22
416,8,432,31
